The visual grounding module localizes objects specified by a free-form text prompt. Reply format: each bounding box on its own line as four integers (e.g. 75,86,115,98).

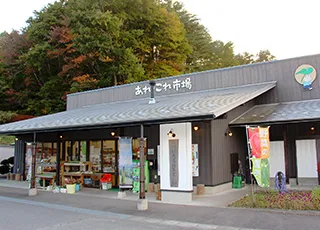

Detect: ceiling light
193,126,199,131
111,132,116,136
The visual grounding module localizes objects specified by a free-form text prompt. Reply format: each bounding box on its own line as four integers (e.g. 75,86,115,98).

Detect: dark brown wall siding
210,101,255,186
192,121,212,186
67,54,320,110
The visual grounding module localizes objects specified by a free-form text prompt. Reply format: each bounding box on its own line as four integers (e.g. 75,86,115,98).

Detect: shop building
1,54,320,202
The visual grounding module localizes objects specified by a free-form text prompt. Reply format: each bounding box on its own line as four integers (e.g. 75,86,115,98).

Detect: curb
227,206,320,216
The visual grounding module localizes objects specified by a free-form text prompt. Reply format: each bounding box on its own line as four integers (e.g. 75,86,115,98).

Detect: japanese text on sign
134,78,193,96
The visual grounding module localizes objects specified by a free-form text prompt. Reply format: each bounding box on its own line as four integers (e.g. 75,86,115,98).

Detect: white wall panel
296,140,318,178
269,141,285,177
160,123,192,191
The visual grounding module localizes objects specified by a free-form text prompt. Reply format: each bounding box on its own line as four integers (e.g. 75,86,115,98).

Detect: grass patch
230,187,320,211
0,136,15,146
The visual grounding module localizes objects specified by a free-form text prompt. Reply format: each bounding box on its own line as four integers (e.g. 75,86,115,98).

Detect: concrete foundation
161,190,192,203
201,182,232,194
117,191,126,198
28,188,37,196
291,178,318,186
137,199,148,211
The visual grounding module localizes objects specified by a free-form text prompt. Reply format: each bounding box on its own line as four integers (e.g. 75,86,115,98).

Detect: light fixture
225,129,233,137
111,132,116,136
167,129,176,138
311,127,315,131
193,126,199,131
59,135,63,139
15,138,18,141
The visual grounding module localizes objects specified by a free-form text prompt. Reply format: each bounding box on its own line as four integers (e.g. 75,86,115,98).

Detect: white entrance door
296,140,318,178
269,141,285,178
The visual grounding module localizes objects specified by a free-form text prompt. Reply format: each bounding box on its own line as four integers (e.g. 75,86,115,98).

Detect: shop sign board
147,148,154,155
169,139,179,187
294,64,317,90
134,77,193,96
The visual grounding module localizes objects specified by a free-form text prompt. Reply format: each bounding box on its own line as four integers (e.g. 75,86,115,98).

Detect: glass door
90,141,101,173
102,140,116,173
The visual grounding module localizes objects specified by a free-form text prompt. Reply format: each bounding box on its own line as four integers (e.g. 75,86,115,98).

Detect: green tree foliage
0,111,16,124
0,0,275,117
234,49,275,65
162,0,214,72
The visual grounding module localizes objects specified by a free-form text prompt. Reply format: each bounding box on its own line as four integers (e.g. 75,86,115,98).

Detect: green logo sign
295,64,317,90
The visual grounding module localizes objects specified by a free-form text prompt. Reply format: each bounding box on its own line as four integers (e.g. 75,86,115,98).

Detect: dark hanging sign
169,139,179,187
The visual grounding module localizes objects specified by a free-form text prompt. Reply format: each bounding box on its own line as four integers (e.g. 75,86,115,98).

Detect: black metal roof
230,98,320,126
0,81,276,135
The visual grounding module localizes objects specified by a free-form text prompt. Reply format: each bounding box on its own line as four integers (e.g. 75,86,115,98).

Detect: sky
0,0,319,60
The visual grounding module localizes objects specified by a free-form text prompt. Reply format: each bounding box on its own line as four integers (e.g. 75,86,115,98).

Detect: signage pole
245,126,255,204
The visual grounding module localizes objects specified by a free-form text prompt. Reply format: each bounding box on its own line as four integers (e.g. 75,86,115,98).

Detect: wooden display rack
61,162,91,186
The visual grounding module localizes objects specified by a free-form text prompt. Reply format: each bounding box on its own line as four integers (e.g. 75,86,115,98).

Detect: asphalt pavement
0,186,319,230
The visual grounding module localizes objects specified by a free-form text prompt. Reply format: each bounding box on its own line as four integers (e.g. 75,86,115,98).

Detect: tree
101,0,191,79
162,0,214,73
234,49,275,66
255,49,275,63
210,41,236,69
234,52,255,65
0,0,276,116
0,31,32,112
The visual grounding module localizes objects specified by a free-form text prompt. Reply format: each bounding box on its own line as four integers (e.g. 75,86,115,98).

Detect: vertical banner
25,145,33,182
192,144,199,177
169,139,179,187
157,145,160,176
247,126,270,187
118,137,133,188
80,141,87,162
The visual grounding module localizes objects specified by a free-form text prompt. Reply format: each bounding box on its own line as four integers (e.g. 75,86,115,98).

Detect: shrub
230,190,320,211
7,156,14,165
311,186,320,200
0,165,9,174
0,159,9,166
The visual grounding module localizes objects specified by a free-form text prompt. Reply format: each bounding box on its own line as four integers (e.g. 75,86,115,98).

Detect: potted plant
60,185,67,193
64,178,76,194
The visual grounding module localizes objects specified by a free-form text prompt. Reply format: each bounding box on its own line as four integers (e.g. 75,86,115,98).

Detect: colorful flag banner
192,144,199,177
247,126,270,188
118,137,133,188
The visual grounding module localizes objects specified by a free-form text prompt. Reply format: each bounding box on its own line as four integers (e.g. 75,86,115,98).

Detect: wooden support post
56,137,61,186
283,125,290,184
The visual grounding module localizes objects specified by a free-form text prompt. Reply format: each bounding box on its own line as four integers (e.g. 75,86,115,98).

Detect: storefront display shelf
36,173,56,190
61,162,92,186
